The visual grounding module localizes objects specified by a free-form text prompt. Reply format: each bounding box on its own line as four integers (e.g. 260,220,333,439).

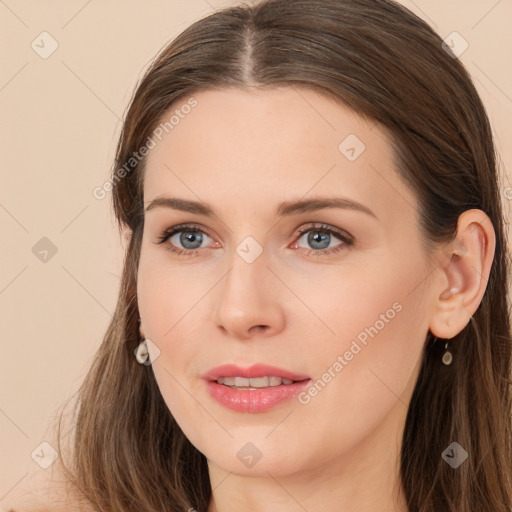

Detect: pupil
309,231,329,249
181,231,202,249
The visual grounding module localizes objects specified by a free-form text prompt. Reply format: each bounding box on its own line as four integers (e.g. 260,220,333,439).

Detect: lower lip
205,380,311,412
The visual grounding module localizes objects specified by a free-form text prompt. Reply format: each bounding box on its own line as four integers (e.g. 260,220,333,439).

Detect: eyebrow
145,195,377,219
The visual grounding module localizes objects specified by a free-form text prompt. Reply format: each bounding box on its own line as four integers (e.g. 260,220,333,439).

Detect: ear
429,209,496,339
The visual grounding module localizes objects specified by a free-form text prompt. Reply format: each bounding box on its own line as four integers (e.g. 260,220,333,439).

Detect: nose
213,247,286,341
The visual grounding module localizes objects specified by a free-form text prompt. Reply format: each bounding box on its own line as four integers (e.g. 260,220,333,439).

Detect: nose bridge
223,240,270,307
214,236,284,338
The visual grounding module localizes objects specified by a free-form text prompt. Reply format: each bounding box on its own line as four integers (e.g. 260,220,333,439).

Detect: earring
441,340,453,365
134,338,150,365
134,315,149,365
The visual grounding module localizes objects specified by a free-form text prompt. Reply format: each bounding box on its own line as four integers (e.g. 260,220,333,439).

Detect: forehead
143,86,416,225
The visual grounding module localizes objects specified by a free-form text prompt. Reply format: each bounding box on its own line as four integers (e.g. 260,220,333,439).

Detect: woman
15,0,512,510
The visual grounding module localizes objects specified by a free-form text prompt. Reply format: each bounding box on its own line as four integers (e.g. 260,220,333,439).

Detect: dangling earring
441,340,453,365
439,286,458,366
135,315,150,365
134,338,150,365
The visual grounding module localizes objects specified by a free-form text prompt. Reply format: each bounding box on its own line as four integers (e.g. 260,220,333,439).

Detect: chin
199,434,312,478
210,453,302,478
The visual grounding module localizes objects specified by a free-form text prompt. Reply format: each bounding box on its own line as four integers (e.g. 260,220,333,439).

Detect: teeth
234,377,250,387
269,376,282,386
243,376,268,387
217,376,295,388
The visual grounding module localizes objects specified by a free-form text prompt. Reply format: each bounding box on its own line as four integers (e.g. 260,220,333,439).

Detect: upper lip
202,364,311,382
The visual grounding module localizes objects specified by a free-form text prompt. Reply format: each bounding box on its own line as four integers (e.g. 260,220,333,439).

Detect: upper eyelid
167,223,213,239
296,223,353,239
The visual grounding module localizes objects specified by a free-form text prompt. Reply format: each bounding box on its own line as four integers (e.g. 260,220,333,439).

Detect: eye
154,222,354,257
155,223,215,257
291,223,354,256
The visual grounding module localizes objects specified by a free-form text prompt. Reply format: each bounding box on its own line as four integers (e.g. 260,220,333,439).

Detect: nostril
251,325,268,333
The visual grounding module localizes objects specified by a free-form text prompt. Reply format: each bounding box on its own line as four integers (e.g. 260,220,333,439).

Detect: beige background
1,0,511,509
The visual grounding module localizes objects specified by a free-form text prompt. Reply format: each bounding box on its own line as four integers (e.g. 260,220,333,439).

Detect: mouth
202,363,311,384
202,364,312,412
216,376,305,389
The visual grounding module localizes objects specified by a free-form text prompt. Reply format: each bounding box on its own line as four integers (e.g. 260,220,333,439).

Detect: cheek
291,244,426,368
282,251,426,349
299,254,429,418
137,248,212,333
137,264,202,434
137,253,209,406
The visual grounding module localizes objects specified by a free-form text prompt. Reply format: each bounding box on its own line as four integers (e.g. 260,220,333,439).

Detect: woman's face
137,86,439,478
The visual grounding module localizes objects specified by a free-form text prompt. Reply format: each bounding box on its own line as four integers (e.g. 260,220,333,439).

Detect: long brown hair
54,0,512,510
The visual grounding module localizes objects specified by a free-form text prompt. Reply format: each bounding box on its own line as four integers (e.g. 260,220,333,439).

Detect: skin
137,87,495,512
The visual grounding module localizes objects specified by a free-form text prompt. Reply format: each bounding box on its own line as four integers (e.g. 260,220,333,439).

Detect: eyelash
155,222,354,258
